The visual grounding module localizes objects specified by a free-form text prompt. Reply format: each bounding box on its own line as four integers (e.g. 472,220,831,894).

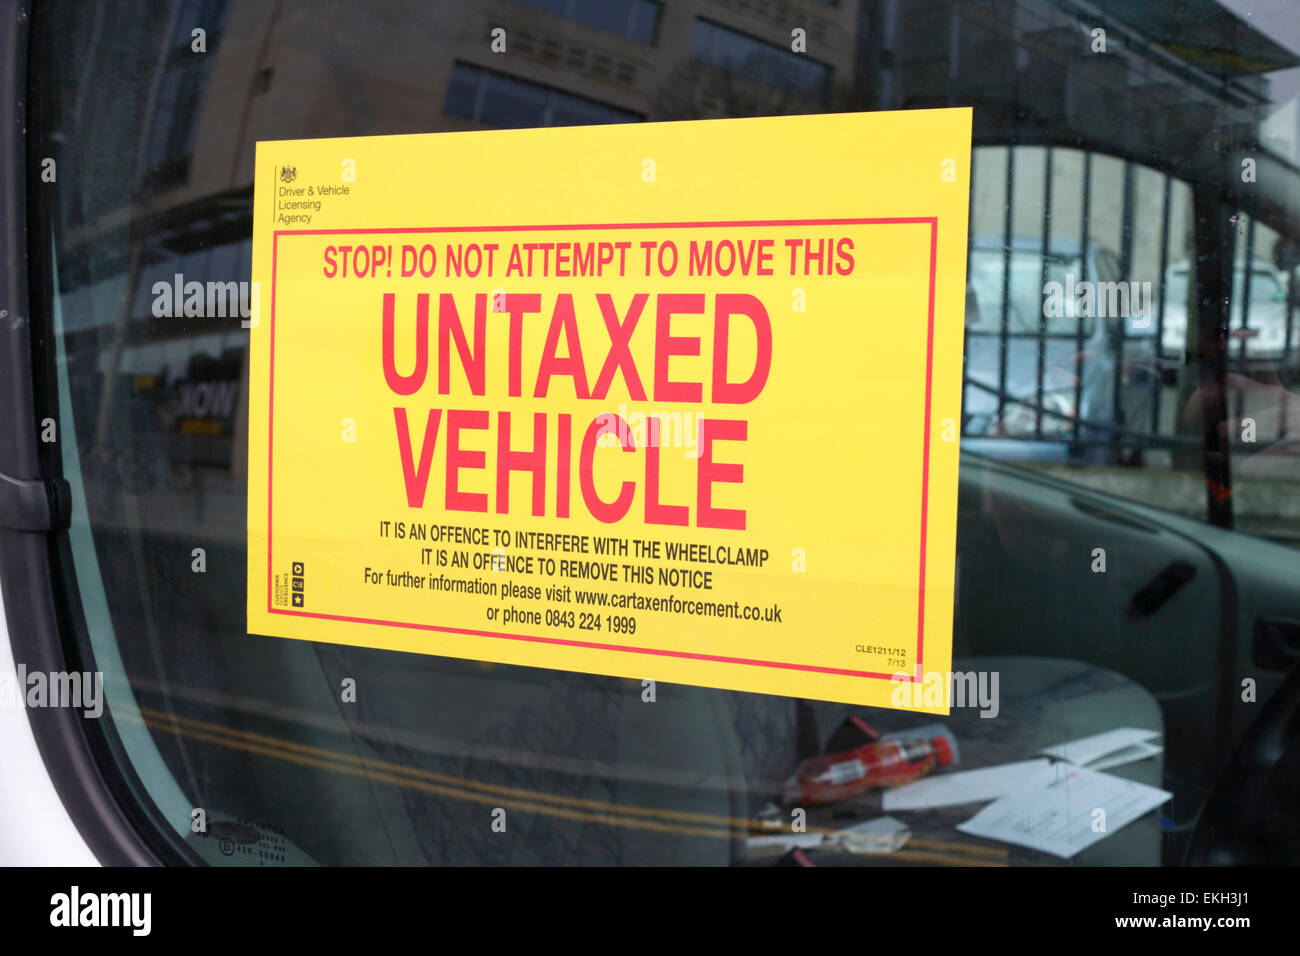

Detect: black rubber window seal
0,0,192,868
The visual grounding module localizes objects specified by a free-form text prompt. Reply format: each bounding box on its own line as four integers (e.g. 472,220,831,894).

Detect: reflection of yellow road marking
137,705,737,826
123,706,1005,866
136,705,1006,859
128,713,734,840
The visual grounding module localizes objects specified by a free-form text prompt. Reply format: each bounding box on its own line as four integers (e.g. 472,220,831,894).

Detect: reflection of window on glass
512,0,663,45
690,19,831,101
444,62,643,128
139,0,229,191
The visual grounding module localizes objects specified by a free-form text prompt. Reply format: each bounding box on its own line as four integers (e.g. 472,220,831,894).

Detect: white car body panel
0,578,99,865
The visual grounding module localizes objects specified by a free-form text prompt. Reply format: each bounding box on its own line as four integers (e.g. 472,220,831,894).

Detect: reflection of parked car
961,237,1157,463
1152,260,1294,368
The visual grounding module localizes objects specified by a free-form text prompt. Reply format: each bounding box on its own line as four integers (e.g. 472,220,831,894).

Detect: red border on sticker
265,218,940,682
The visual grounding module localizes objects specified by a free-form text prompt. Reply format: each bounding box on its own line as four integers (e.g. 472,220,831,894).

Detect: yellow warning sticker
247,109,971,711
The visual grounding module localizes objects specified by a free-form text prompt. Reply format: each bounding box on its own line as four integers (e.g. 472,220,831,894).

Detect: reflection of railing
963,145,1298,468
962,371,1295,455
960,378,1200,453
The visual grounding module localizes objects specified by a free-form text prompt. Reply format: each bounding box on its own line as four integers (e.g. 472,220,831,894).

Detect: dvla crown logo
279,164,297,184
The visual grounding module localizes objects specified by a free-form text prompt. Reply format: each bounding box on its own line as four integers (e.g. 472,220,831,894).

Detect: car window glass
22,0,1300,868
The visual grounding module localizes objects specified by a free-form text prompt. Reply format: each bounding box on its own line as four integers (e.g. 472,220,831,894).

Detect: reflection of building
61,0,873,477
191,0,864,195
47,0,1300,504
